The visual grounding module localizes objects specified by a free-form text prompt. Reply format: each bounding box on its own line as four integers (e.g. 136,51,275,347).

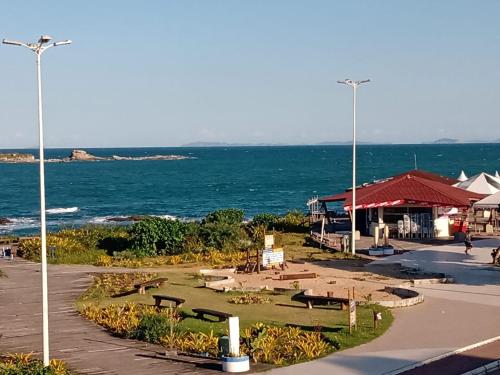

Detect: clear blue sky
1,0,499,148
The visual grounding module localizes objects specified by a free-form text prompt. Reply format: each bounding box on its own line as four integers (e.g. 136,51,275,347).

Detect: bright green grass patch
279,232,361,262
77,268,393,353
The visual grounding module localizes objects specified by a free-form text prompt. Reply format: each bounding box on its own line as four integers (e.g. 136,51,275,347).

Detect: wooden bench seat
192,308,233,322
279,272,317,281
152,294,185,308
134,277,168,295
293,292,349,310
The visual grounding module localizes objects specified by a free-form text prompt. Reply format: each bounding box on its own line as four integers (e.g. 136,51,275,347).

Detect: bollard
222,316,250,373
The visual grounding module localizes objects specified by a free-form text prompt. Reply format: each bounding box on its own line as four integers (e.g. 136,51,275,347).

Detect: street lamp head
2,39,24,46
53,40,72,46
337,79,371,87
337,79,354,86
39,35,53,44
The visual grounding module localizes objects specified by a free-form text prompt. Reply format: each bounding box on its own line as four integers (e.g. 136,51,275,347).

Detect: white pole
3,35,71,369
36,51,50,367
352,85,357,255
337,79,370,255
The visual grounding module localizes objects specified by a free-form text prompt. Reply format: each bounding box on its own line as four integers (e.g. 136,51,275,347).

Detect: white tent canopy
454,172,500,195
474,190,500,209
457,170,468,182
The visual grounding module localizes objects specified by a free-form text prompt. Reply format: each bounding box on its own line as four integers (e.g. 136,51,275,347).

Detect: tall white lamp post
3,35,71,367
337,79,370,255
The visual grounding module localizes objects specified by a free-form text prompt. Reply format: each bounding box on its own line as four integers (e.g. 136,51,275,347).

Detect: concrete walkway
267,238,500,375
0,260,221,374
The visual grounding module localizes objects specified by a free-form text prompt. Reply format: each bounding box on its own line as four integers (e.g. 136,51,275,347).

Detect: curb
383,336,500,375
461,360,500,375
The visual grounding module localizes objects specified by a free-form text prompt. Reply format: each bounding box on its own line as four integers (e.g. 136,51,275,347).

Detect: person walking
464,231,473,255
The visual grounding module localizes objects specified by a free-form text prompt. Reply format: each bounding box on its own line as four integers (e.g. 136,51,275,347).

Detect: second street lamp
337,79,370,255
2,35,72,367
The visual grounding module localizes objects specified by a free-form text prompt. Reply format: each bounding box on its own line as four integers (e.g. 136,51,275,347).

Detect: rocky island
0,149,193,163
0,153,36,163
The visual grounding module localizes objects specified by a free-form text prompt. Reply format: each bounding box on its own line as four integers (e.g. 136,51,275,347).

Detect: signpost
373,310,382,329
262,248,284,267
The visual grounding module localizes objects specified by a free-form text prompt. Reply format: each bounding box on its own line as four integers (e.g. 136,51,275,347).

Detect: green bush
199,209,245,251
203,208,244,225
131,313,171,344
251,213,279,229
276,210,308,232
128,218,189,257
17,234,106,265
0,353,71,374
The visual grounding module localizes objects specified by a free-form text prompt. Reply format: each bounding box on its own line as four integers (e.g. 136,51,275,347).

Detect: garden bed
77,267,393,367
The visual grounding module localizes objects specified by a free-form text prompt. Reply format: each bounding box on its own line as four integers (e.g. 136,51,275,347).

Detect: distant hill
181,142,286,147
429,138,459,144
316,141,380,145
183,141,380,147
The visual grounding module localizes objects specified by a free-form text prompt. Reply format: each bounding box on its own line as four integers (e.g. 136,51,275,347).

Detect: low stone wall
200,269,235,290
374,286,424,308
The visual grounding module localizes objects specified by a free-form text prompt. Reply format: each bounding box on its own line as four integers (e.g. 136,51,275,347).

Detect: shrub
80,272,158,300
17,235,102,264
173,331,220,356
128,218,189,257
203,209,244,225
81,303,179,339
241,323,332,365
228,293,271,305
276,210,307,232
81,302,157,336
251,213,279,230
200,209,245,251
0,353,71,375
131,314,171,344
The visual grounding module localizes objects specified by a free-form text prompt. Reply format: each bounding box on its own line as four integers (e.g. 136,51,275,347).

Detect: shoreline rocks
0,218,13,225
105,216,146,222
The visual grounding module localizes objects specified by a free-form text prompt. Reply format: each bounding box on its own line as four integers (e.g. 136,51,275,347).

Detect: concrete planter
383,248,395,255
221,355,250,373
369,249,384,256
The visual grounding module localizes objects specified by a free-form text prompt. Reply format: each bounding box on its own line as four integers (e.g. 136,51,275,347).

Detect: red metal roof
320,170,483,210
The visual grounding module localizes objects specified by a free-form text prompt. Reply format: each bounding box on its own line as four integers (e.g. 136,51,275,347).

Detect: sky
0,0,499,148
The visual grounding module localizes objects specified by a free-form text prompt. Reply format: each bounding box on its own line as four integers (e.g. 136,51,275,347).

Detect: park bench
293,292,349,310
134,277,168,295
192,308,233,322
279,272,317,281
152,294,185,308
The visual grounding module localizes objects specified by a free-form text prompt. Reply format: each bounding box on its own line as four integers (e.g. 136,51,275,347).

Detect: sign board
349,299,357,333
264,235,274,249
262,248,284,267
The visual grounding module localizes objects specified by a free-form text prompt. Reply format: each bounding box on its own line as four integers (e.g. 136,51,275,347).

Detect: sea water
1,144,499,235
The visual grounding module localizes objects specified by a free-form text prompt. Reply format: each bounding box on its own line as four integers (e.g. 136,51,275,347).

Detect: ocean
1,144,499,235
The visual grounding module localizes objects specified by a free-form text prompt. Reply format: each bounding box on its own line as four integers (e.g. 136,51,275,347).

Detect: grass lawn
77,265,393,352
279,232,361,263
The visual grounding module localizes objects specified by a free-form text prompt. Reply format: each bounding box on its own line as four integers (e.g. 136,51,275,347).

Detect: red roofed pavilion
321,171,482,210
315,170,483,239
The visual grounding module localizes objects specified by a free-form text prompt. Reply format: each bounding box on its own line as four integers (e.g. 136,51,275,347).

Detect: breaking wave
46,207,79,214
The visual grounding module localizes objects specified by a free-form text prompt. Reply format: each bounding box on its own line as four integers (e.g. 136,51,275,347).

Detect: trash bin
219,336,230,356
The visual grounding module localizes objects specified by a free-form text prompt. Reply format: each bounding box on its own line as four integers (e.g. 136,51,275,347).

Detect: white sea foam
0,218,38,233
2,217,37,226
46,207,79,214
153,214,178,221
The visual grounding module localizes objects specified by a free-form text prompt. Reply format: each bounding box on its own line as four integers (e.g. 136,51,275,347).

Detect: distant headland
0,149,193,163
